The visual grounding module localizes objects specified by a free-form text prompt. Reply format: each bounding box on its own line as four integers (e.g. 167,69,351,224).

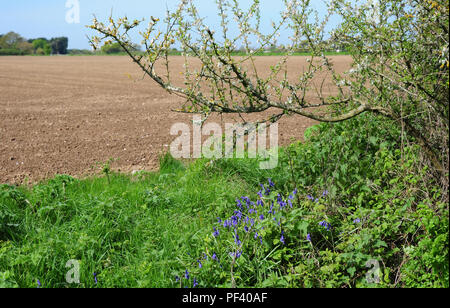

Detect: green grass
1,116,448,288
0,154,262,288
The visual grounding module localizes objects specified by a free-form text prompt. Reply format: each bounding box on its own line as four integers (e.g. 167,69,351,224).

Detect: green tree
101,42,124,54
0,32,24,49
50,37,68,54
32,39,51,55
90,0,449,181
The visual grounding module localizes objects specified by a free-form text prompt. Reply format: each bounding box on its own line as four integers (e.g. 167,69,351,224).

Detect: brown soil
0,55,352,184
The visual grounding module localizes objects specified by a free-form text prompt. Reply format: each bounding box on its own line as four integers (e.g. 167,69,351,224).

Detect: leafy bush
175,114,448,288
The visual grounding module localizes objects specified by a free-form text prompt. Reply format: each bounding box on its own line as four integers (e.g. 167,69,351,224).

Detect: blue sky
0,0,332,49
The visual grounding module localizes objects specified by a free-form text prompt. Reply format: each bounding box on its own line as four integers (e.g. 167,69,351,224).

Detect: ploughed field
0,55,352,184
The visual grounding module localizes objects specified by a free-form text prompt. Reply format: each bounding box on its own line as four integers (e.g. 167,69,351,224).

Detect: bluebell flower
293,188,298,195
280,231,285,245
319,221,331,231
306,233,312,242
288,199,293,208
277,194,283,203
259,214,264,221
257,199,264,207
268,178,275,188
244,226,249,233
307,195,314,200
37,279,41,288
185,269,190,280
193,278,198,288
217,217,222,224
254,232,259,239
212,253,218,261
257,190,263,198
223,220,231,228
198,260,203,268
93,272,98,284
353,218,361,224
323,190,329,197
230,250,242,259
231,216,239,227
250,218,255,226
175,275,180,282
213,227,220,237
268,202,275,215
234,232,242,246
241,196,251,206
203,253,208,260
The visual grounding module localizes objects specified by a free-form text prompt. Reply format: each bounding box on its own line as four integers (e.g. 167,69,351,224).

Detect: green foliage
0,113,447,288
50,37,68,55
175,114,448,288
32,39,51,55
101,42,124,54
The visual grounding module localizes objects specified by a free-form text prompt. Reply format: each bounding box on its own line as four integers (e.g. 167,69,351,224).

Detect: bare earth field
0,55,352,184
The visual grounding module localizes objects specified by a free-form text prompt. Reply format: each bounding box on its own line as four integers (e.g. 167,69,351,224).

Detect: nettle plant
89,0,449,182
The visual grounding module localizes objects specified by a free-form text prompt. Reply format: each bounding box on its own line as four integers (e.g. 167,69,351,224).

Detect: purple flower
280,231,285,245
185,269,190,280
234,232,242,246
175,275,180,282
217,217,222,224
293,188,298,195
223,220,231,228
198,260,203,268
244,226,249,233
268,178,275,188
193,278,198,287
307,233,312,242
259,214,264,221
212,253,218,261
319,221,331,231
288,199,293,208
307,195,314,200
213,227,220,238
37,279,41,288
93,273,98,284
230,250,242,259
323,190,329,197
353,218,361,224
257,199,264,207
268,202,275,215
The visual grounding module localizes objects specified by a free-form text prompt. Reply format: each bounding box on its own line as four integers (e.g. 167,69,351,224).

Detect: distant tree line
0,32,68,56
